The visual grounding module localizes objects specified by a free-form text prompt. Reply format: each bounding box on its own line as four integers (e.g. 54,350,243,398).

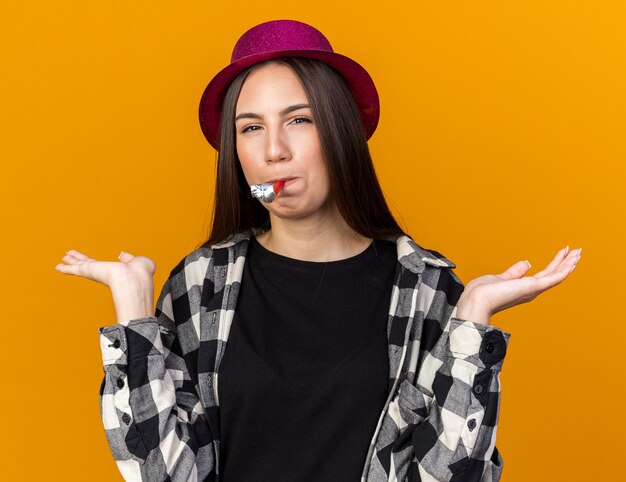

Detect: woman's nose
264,127,290,163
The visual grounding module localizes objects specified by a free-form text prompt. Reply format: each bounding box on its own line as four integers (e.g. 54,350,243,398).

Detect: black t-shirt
218,236,397,481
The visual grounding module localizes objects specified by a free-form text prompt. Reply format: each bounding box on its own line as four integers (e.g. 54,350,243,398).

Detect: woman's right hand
55,250,157,324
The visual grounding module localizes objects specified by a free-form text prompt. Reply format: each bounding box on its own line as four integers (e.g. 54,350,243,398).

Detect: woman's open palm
55,250,156,288
457,246,582,324
55,250,157,324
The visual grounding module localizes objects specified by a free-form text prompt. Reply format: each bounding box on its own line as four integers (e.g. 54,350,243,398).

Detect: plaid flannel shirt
98,229,510,481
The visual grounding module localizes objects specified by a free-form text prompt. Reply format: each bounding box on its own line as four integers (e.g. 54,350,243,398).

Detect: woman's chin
267,198,333,221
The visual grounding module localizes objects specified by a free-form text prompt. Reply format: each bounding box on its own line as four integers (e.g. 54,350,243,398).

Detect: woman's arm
56,247,216,479
398,268,509,482
402,246,579,481
414,315,509,480
98,268,216,481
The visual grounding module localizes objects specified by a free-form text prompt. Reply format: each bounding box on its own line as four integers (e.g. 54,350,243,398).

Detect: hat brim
198,49,380,150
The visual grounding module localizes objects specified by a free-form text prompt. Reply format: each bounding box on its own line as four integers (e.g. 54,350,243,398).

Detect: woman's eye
292,116,311,125
240,117,311,133
241,125,261,133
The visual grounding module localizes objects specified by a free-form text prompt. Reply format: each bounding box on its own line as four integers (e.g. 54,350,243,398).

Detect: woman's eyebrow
235,103,310,122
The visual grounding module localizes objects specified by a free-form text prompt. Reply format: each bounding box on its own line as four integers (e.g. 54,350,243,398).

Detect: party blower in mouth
250,180,286,203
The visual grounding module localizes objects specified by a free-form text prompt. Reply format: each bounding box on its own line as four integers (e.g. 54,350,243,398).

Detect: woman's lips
271,177,298,195
266,176,297,183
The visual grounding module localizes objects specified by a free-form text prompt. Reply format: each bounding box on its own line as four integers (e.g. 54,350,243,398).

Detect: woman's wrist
456,296,491,325
110,278,154,324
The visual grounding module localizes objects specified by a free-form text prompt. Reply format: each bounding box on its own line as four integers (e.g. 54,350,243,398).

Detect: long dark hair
199,57,406,248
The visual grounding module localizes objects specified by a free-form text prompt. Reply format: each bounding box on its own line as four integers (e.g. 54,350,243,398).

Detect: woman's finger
62,253,86,265
118,251,134,262
531,255,580,293
55,262,90,277
558,252,581,273
66,249,93,262
533,267,573,293
502,252,580,305
55,259,115,284
532,246,570,278
534,247,581,278
555,249,581,273
62,251,97,265
498,260,532,281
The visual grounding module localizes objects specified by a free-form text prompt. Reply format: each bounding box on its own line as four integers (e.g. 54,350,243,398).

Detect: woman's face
235,62,331,220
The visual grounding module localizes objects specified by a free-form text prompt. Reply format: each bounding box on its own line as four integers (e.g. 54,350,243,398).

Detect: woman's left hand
455,245,582,325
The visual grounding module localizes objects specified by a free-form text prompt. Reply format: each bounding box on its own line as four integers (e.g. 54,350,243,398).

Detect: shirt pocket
397,377,431,426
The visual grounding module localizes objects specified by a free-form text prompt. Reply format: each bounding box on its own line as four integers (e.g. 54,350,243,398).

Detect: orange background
2,1,624,480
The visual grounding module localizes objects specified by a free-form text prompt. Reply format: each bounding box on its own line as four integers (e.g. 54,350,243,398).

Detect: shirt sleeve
406,269,511,482
97,274,216,481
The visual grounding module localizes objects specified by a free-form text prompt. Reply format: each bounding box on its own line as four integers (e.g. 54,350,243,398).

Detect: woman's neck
256,204,373,262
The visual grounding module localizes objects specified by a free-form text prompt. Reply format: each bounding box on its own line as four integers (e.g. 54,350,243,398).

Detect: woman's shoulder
167,229,255,285
389,234,457,270
391,235,466,297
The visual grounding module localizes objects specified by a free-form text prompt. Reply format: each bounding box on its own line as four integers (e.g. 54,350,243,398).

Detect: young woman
55,19,581,482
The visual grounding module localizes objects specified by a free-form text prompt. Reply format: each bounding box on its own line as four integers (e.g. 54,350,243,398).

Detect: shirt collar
385,234,456,273
210,229,456,274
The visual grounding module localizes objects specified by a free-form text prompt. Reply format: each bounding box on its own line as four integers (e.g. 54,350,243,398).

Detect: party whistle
250,180,286,203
